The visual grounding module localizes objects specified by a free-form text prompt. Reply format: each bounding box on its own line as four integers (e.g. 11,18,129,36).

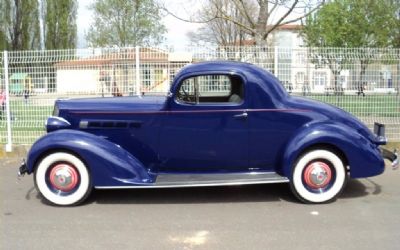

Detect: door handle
233,112,248,119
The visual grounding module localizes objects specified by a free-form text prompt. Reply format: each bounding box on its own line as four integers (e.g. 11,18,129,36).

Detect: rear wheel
290,149,347,204
34,152,91,206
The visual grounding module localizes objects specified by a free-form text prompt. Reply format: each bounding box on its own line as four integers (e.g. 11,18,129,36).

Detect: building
54,48,192,95
9,73,32,95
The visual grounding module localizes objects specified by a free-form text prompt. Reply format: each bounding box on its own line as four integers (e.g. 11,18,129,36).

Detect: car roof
172,61,288,102
177,61,267,75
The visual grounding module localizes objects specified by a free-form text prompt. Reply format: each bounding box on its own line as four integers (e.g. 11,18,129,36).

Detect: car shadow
340,178,382,199
89,183,296,205
26,179,382,206
88,178,381,205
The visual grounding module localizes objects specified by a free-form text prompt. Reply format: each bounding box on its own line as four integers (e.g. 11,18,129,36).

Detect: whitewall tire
290,149,347,204
34,152,91,206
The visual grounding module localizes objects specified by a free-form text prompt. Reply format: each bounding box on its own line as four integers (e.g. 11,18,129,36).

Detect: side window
176,77,196,103
176,74,244,104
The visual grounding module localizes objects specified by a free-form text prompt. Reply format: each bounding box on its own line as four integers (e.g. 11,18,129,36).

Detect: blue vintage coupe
19,61,398,206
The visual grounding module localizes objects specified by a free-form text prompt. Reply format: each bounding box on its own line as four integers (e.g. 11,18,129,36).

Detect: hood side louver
79,120,142,129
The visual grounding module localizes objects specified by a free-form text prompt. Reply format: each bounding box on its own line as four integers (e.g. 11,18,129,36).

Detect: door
158,73,248,173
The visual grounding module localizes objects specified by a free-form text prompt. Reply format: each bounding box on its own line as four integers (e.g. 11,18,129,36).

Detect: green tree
45,0,78,49
0,30,9,51
390,0,400,48
0,0,9,50
87,0,166,47
303,0,398,48
0,0,40,50
302,0,399,92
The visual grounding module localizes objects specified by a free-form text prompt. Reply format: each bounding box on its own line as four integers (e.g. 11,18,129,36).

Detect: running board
95,172,289,189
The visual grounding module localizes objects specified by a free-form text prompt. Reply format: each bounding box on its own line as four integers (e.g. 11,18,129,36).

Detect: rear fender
26,130,153,186
280,122,384,178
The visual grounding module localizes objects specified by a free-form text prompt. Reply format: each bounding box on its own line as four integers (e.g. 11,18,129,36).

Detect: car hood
56,95,168,112
288,96,377,143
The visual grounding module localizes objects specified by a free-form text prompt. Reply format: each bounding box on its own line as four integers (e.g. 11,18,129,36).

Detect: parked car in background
18,61,398,206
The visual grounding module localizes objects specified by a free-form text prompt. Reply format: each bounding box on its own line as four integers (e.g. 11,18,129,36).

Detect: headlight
46,116,71,132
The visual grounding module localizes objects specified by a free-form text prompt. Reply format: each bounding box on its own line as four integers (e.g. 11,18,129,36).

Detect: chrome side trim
94,179,289,189
157,172,285,184
79,120,89,129
95,172,290,189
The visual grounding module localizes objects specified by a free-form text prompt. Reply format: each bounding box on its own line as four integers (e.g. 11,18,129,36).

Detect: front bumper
18,159,28,177
381,148,399,170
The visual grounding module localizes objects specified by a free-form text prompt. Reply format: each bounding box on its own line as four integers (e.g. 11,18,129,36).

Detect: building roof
54,48,169,67
271,24,303,31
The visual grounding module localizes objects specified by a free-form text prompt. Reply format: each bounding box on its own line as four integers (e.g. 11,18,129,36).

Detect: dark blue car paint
25,61,385,187
280,122,384,178
27,130,154,186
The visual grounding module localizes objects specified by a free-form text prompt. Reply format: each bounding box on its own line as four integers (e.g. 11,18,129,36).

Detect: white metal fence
1,46,399,149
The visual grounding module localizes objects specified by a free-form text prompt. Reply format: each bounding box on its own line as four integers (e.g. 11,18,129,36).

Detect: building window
141,64,152,89
313,72,327,87
296,34,305,47
295,72,305,84
295,52,306,65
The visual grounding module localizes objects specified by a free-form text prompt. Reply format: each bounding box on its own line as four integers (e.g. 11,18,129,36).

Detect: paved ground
1,157,400,250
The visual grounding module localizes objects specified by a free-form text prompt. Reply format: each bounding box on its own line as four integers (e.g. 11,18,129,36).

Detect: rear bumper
381,148,399,170
373,122,398,169
373,122,388,145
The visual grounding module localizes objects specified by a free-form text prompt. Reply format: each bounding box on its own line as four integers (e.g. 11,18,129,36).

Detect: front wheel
34,152,92,206
290,149,347,204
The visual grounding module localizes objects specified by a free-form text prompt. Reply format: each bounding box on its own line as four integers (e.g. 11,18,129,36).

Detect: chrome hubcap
304,162,332,189
49,163,79,192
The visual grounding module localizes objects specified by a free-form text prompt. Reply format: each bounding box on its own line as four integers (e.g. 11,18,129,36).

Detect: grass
300,94,400,118
0,99,51,143
0,94,399,144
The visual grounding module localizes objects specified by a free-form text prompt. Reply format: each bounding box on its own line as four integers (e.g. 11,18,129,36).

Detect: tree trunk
359,60,367,90
397,50,400,96
334,71,339,95
254,33,264,46
12,0,22,50
254,0,268,45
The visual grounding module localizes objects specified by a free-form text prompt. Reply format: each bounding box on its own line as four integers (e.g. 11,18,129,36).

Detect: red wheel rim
49,163,79,192
303,161,332,189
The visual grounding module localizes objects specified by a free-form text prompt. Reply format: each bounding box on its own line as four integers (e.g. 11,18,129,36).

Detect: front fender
280,122,384,178
26,130,153,186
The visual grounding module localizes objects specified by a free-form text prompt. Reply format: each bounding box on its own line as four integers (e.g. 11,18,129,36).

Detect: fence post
3,51,12,152
135,46,141,96
274,46,278,76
